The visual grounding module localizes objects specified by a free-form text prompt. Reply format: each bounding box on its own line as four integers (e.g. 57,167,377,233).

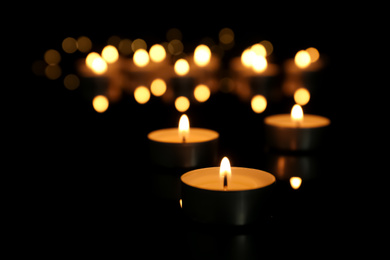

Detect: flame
219,157,231,185
178,114,190,141
290,177,302,190
252,55,268,73
291,104,304,123
194,44,211,67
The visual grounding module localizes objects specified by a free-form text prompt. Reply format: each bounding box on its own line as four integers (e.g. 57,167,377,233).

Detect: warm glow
92,95,109,113
294,87,310,105
290,177,302,190
174,59,190,76
194,84,210,102
62,37,78,53
133,49,150,67
306,47,320,63
91,56,107,74
85,52,100,68
77,36,92,53
175,96,190,112
294,50,311,69
101,45,119,63
251,95,267,113
260,40,273,56
134,86,150,104
178,114,190,141
150,78,167,96
252,55,268,73
149,44,166,63
179,199,183,208
194,44,211,67
219,157,231,187
44,49,61,65
291,104,304,123
251,43,266,57
241,48,253,68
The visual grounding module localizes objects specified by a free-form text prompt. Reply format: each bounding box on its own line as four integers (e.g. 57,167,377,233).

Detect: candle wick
223,174,228,191
182,136,186,143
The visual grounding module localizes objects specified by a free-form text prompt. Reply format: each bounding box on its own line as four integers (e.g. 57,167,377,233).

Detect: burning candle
180,157,276,225
264,104,330,151
148,114,219,168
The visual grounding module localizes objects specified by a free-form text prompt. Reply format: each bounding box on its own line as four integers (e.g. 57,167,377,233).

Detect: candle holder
181,166,275,225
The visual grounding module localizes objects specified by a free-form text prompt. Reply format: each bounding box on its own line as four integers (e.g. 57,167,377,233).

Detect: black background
12,3,382,258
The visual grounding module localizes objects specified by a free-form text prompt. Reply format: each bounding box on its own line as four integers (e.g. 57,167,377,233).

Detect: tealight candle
181,157,275,225
264,104,330,151
148,114,219,168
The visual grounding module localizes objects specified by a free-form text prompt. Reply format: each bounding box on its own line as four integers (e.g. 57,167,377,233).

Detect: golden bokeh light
85,52,100,69
167,39,183,55
92,95,109,113
259,40,273,56
219,28,234,45
62,37,78,53
150,78,167,96
241,48,253,68
294,87,310,106
306,47,320,63
251,95,267,113
252,55,268,73
251,43,266,57
44,49,61,65
134,86,150,104
294,50,311,69
194,44,211,67
77,36,92,53
64,74,80,90
174,58,190,76
290,177,302,190
91,56,107,74
118,38,133,55
175,96,190,112
149,44,166,63
132,38,147,51
194,84,210,102
45,64,61,80
101,45,119,63
133,49,150,67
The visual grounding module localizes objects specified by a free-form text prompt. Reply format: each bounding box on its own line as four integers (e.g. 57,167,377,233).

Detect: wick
182,136,186,143
223,175,228,191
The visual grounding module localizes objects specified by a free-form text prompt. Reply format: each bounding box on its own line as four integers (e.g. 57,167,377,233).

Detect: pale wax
265,114,330,128
148,128,219,143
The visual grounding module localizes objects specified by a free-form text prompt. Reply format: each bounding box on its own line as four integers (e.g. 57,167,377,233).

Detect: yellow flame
194,44,211,67
290,177,302,190
219,156,231,181
294,50,311,69
174,58,190,76
178,114,190,141
291,104,304,123
92,95,109,113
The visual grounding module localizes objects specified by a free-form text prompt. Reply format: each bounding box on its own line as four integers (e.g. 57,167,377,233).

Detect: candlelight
174,96,190,112
294,87,310,105
44,49,61,65
134,86,150,104
251,95,267,113
92,95,109,113
291,104,304,124
133,49,150,67
294,50,311,69
91,56,107,74
62,37,77,54
252,55,267,73
306,47,320,63
101,45,119,63
194,84,210,102
194,44,211,67
77,36,92,53
290,177,302,190
251,43,266,57
85,52,100,68
241,48,253,68
178,114,190,142
220,157,231,190
150,78,167,96
174,58,190,76
149,44,166,63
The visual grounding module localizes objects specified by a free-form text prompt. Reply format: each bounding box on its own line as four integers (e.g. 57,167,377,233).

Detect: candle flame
174,58,190,76
220,157,231,189
178,114,190,141
290,177,302,190
291,104,304,123
194,44,211,67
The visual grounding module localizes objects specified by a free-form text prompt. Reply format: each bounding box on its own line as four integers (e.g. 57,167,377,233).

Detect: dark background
12,3,381,258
